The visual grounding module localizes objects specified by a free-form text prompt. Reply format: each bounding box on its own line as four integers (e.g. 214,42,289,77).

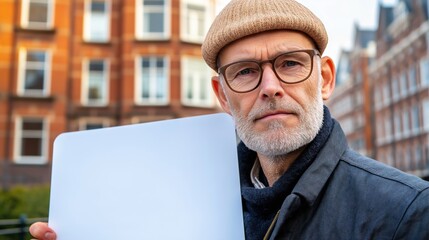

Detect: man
30,0,429,239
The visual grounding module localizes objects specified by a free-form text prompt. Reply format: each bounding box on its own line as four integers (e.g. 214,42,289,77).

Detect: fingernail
45,232,55,240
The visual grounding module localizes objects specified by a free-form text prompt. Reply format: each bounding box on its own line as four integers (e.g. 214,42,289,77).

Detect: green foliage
0,185,50,219
0,185,50,240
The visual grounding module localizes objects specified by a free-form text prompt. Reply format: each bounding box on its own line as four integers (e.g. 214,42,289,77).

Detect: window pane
88,72,103,100
89,61,104,71
27,51,45,62
187,76,193,99
187,4,205,37
21,137,42,156
20,118,44,158
142,70,150,98
156,58,164,68
144,13,164,33
91,1,105,12
25,69,45,90
86,123,104,130
23,121,43,130
142,59,150,68
29,1,48,23
200,75,207,100
144,0,164,6
139,57,167,103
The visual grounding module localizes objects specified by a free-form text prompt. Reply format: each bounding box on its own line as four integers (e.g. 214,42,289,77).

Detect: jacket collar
291,120,348,206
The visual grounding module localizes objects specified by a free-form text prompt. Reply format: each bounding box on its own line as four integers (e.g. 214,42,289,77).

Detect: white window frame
81,59,110,106
17,48,52,97
135,56,170,105
181,56,214,107
83,0,111,42
135,0,171,40
21,0,55,29
14,117,49,164
180,0,211,43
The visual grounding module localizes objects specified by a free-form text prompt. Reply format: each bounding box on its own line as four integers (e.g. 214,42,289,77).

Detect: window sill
14,158,48,165
82,40,112,45
10,95,55,102
15,27,56,34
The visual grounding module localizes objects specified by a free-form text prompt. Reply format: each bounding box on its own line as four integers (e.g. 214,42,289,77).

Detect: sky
216,0,398,64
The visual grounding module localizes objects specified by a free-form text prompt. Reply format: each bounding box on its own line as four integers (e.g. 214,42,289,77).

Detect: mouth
254,110,295,122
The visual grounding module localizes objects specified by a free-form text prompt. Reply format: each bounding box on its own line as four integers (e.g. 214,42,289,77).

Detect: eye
225,62,260,81
284,61,300,67
237,68,254,76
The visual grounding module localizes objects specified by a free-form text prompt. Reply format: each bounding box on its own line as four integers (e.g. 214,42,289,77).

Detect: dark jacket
266,121,429,239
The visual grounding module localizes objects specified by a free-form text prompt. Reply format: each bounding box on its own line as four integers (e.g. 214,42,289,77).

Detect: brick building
330,0,429,180
370,0,429,179
0,0,220,188
327,25,376,158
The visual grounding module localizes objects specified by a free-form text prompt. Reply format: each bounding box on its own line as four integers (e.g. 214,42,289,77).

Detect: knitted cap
202,0,328,71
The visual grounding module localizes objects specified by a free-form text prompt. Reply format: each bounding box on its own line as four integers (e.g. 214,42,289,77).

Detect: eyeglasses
218,49,320,93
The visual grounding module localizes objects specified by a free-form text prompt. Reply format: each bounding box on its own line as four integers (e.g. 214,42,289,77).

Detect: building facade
370,0,429,179
0,0,220,188
327,26,376,158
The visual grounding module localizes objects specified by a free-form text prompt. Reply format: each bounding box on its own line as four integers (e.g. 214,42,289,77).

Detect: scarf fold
238,106,334,240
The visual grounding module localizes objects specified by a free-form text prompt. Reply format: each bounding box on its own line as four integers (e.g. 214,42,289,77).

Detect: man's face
213,31,334,157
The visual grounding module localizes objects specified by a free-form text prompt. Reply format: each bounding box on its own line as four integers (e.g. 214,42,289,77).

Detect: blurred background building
0,0,220,188
328,0,429,180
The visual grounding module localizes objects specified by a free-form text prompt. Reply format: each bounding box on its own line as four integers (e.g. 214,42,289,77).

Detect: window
18,49,51,96
415,145,423,168
181,57,213,107
135,56,169,105
411,105,420,134
135,0,170,40
181,1,210,43
82,59,109,106
423,99,429,131
385,117,392,141
21,0,55,29
402,109,410,136
409,65,417,93
394,111,402,139
420,57,429,88
399,72,407,97
79,119,109,130
383,84,390,106
14,117,48,164
84,0,111,42
392,77,399,101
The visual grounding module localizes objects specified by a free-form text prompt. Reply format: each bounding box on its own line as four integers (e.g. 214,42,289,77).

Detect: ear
320,56,336,100
212,76,232,115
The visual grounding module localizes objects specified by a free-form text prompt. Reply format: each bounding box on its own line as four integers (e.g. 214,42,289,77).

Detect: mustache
248,99,302,121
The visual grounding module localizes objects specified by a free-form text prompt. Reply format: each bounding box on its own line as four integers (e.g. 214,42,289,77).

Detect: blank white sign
49,113,244,240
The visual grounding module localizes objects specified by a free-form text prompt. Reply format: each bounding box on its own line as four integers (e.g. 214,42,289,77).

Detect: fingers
29,222,57,240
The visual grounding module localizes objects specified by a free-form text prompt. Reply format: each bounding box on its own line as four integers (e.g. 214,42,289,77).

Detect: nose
258,64,285,99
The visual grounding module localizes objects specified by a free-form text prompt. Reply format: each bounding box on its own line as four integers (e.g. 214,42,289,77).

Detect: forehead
218,30,316,65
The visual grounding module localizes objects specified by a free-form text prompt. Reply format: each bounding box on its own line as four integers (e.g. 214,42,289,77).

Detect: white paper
49,113,244,240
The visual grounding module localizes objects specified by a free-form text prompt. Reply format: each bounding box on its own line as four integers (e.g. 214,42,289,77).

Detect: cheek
225,92,256,117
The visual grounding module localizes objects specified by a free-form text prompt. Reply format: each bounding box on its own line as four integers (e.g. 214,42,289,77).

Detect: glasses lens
274,51,312,83
224,62,260,92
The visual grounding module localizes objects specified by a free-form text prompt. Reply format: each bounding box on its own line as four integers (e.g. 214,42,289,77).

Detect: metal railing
0,215,48,240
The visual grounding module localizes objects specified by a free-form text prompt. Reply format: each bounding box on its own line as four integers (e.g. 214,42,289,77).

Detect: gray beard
228,89,324,158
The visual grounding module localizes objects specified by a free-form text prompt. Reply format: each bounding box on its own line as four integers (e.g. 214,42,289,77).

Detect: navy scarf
237,106,334,240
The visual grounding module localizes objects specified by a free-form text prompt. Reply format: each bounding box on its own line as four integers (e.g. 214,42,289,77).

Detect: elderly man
30,0,429,239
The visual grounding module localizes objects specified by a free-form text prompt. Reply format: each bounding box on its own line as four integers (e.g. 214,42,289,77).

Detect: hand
29,222,56,240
